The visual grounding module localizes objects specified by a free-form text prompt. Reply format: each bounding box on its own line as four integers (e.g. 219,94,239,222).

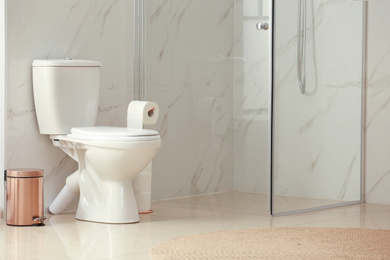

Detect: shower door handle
256,22,269,31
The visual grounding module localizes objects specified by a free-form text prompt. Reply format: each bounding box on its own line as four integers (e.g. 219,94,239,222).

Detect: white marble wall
144,0,270,199
3,0,390,219
365,1,390,205
146,0,390,207
5,0,134,213
144,0,236,199
234,0,390,207
233,0,270,193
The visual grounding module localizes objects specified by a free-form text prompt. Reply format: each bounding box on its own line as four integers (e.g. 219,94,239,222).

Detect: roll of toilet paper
127,101,159,129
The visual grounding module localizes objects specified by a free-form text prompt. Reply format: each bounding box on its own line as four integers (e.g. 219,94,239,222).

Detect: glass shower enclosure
271,0,364,215
137,0,364,215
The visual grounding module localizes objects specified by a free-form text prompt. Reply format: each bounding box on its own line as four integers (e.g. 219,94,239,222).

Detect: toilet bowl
51,127,161,223
32,59,161,223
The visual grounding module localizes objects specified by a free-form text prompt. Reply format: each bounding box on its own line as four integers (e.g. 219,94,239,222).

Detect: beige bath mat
150,227,390,259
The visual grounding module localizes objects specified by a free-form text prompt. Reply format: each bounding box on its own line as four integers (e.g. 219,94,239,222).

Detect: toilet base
75,179,140,224
74,217,139,224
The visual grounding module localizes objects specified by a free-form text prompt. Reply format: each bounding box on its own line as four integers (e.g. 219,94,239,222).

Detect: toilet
32,59,161,223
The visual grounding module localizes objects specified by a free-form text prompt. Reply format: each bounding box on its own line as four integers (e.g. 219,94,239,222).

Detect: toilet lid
69,126,160,141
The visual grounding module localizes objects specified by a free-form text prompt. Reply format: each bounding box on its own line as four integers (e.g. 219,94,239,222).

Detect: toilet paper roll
127,101,159,129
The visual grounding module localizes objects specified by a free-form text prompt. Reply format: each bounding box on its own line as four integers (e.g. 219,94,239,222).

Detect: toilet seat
50,126,161,163
50,126,160,152
68,126,160,142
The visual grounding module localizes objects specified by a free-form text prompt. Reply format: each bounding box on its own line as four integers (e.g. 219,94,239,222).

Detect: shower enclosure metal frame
269,0,366,216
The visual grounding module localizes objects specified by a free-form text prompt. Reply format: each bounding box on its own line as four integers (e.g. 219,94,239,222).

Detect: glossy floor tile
1,191,390,259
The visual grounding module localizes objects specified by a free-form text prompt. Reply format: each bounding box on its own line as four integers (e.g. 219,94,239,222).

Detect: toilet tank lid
32,59,102,67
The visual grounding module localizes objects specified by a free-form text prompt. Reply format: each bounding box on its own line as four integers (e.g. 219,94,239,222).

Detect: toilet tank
32,59,102,135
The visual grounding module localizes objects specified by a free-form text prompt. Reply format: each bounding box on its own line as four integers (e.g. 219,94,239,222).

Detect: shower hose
297,0,306,94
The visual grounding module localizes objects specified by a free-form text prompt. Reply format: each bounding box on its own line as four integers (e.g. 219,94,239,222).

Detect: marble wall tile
3,0,390,219
5,0,134,213
144,0,236,200
233,0,269,193
145,0,388,207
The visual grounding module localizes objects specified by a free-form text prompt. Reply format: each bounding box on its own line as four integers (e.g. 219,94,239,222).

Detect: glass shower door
140,0,271,201
271,0,364,215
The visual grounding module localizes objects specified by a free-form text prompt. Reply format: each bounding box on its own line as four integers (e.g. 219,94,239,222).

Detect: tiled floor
1,191,390,259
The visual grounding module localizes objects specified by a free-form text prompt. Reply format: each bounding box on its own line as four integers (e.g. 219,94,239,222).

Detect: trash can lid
7,168,44,178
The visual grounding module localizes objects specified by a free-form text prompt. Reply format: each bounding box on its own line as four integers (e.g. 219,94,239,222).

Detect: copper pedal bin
5,168,46,226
